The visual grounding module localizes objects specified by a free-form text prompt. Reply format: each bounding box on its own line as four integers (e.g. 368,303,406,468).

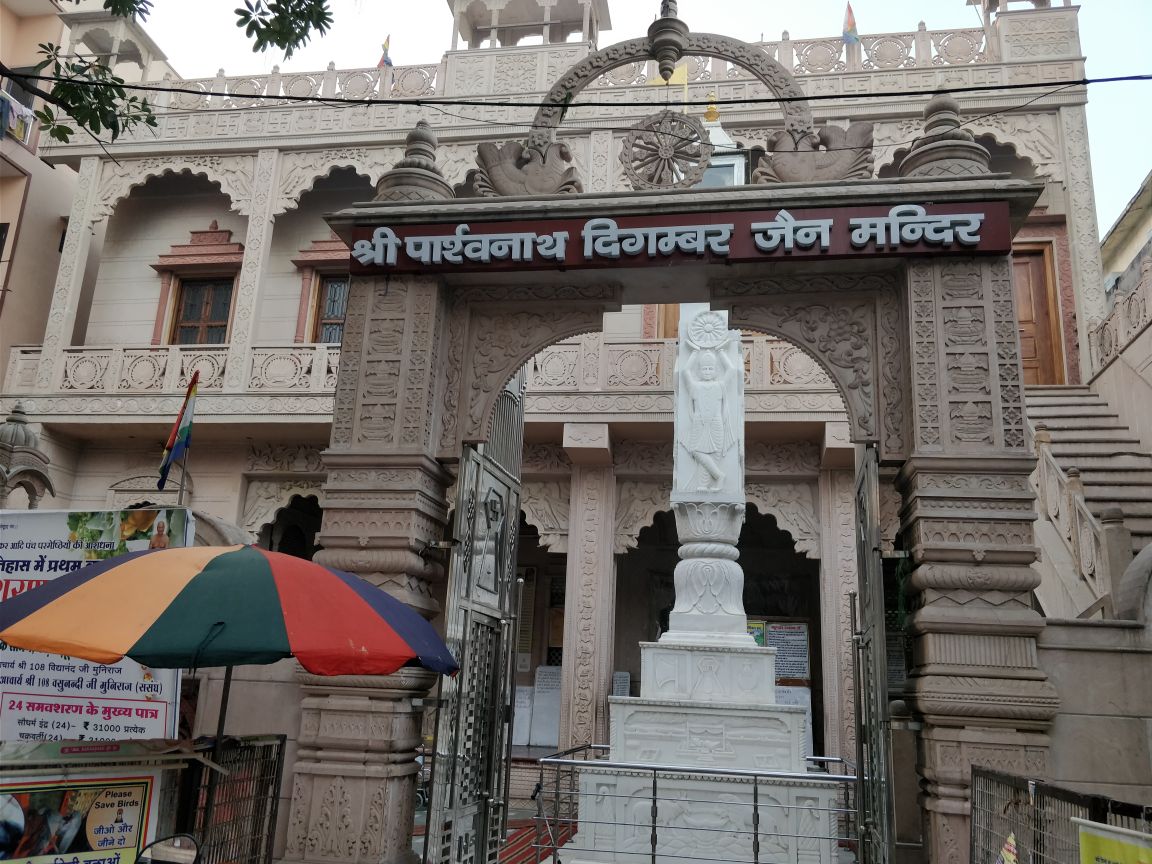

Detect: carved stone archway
718,272,910,461
440,283,624,454
94,158,256,224
525,33,816,153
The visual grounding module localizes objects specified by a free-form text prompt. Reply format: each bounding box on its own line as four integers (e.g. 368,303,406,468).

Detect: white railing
4,344,339,395
1030,423,1133,614
526,335,836,393
1091,263,1151,370
157,62,441,111
6,335,830,399
141,24,992,110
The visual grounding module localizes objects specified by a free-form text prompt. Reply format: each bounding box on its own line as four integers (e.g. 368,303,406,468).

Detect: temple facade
2,1,1151,862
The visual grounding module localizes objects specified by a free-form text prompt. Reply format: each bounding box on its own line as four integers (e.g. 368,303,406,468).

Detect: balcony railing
1090,266,1150,370
130,24,991,113
5,344,340,395
5,335,837,404
527,335,836,393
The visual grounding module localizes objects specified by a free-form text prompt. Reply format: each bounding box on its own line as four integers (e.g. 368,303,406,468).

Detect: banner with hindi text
0,509,192,742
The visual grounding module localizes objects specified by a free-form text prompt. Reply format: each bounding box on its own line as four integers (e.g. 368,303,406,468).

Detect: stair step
1086,499,1152,517
1026,385,1094,393
1025,392,1109,402
1047,429,1144,441
1027,405,1124,419
1031,417,1127,432
1046,453,1152,469
1074,468,1152,483
1081,487,1152,502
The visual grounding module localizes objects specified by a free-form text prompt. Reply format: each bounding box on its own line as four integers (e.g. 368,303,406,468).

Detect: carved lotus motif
753,122,875,184
455,141,583,197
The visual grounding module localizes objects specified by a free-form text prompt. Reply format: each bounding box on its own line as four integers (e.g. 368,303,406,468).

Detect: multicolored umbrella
0,545,457,676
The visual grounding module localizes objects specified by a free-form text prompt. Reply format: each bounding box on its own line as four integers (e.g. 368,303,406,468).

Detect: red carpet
498,822,576,863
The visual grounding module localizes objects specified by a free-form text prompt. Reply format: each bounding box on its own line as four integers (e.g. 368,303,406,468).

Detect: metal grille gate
853,444,894,864
424,372,525,864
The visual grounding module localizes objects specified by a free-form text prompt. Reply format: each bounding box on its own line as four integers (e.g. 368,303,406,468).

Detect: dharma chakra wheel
621,109,713,190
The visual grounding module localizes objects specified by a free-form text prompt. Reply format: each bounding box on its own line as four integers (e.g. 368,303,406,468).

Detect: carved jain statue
667,305,755,645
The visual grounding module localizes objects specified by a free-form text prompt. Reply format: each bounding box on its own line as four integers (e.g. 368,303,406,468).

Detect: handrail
1029,421,1132,615
539,754,856,785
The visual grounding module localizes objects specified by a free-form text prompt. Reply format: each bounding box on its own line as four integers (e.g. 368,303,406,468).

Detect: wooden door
1011,244,1064,385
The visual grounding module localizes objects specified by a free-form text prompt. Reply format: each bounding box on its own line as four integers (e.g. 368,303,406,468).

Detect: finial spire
704,91,720,123
660,0,679,17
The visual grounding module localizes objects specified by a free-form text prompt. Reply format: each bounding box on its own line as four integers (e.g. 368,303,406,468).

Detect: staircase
1025,385,1152,557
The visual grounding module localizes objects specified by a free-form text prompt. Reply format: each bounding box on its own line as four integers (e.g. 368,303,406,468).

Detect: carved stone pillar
36,156,102,390
315,273,452,616
902,257,1058,864
1059,104,1107,376
284,670,436,864
224,147,280,391
559,423,617,748
288,125,458,864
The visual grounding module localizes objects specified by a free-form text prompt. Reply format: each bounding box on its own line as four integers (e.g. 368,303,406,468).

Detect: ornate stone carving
899,94,991,178
35,157,102,391
667,306,752,645
1059,104,1107,359
731,299,875,441
745,482,820,557
241,478,323,533
521,443,572,475
223,148,280,392
621,109,712,190
247,443,323,472
274,146,401,214
526,34,814,154
374,121,454,202
522,479,571,553
94,154,256,222
753,122,874,183
615,479,673,553
455,141,582,197
560,465,617,748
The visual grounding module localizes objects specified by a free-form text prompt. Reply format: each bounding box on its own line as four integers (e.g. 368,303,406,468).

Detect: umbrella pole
202,665,233,844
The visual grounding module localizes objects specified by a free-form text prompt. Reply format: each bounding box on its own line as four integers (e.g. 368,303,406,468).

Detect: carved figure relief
455,141,583,197
753,122,875,183
621,110,713,190
677,311,743,494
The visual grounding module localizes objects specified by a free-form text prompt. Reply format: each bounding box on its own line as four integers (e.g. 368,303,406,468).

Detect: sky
138,0,1152,235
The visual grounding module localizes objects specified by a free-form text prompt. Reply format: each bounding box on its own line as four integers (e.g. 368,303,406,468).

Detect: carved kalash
302,3,1058,863
569,304,839,862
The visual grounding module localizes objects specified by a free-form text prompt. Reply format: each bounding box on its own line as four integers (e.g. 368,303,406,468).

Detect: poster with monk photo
0,773,159,864
0,509,192,742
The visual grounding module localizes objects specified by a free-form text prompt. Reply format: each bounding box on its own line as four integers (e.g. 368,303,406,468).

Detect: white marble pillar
665,304,754,646
558,423,617,748
35,156,103,390
224,147,280,391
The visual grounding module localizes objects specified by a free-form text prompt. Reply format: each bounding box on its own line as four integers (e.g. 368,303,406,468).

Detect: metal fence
530,745,858,863
970,767,1152,864
160,735,286,864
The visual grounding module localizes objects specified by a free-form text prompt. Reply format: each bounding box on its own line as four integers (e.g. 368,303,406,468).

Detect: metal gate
424,372,525,864
852,443,894,864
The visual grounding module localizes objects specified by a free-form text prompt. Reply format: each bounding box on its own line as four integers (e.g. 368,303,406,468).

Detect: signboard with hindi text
0,770,160,864
0,509,192,742
350,201,1012,274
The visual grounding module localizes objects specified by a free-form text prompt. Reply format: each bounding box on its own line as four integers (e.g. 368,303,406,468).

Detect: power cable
3,67,1148,111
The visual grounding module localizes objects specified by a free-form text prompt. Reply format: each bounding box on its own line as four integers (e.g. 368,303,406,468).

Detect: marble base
571,767,840,864
571,639,836,864
640,640,776,705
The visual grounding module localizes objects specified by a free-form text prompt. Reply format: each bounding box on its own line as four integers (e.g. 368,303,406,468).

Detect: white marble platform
639,640,777,706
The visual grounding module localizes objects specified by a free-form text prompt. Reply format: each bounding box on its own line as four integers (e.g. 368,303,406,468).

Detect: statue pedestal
570,641,838,864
